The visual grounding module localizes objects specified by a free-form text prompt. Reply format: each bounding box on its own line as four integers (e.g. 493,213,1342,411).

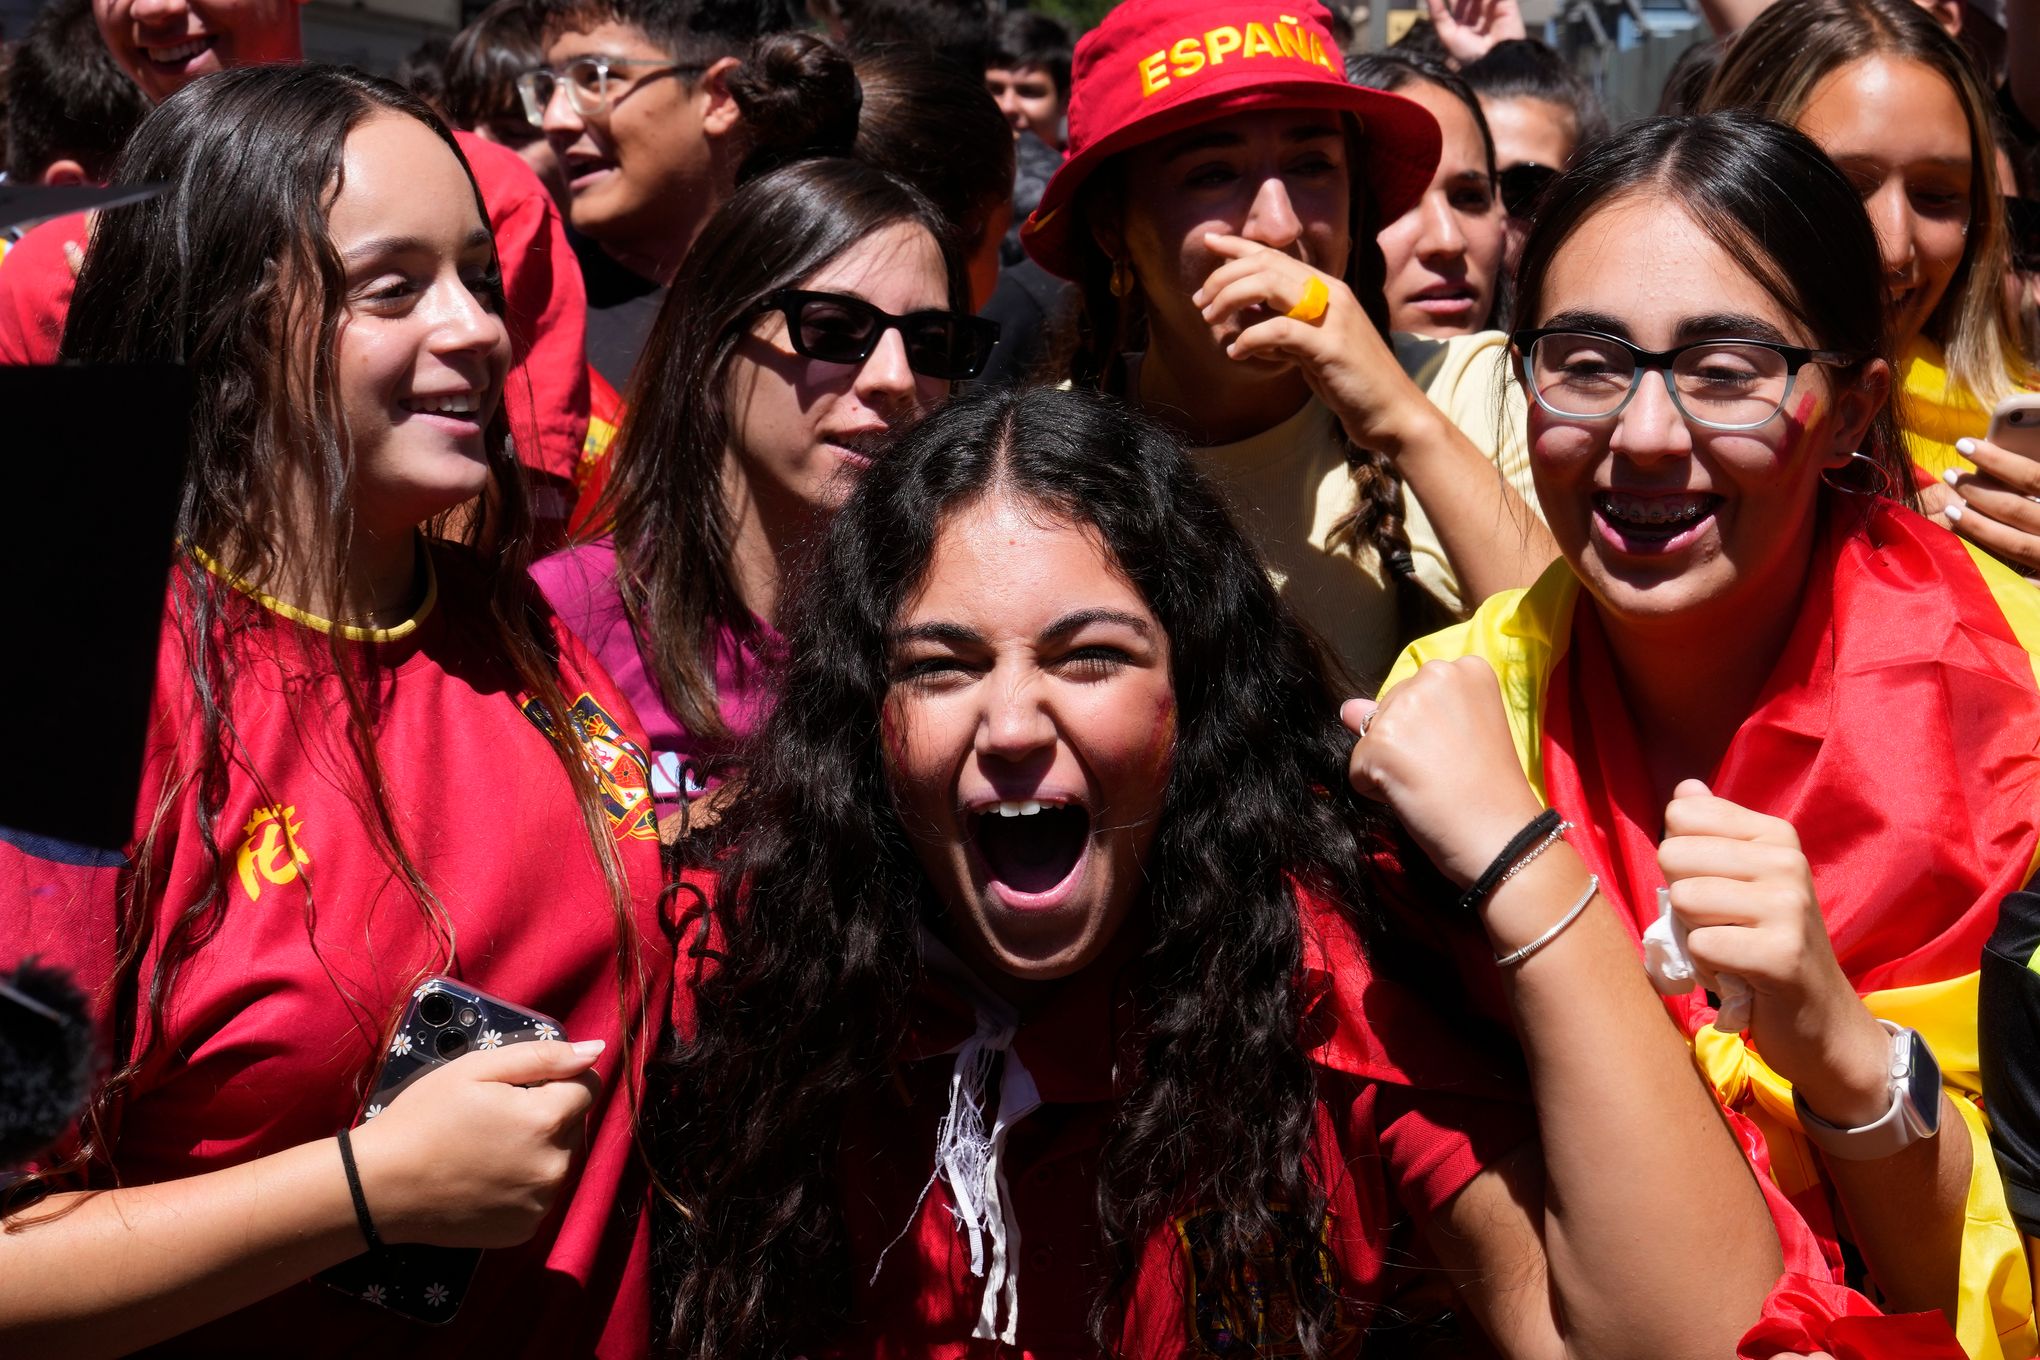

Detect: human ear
699,56,745,139
1825,357,1891,468
1088,192,1126,265
37,160,88,188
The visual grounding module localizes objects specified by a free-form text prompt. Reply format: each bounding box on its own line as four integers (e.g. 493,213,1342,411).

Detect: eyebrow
1831,151,1971,173
1537,309,1793,346
1040,607,1155,641
342,227,494,265
1160,122,1342,161
889,607,1156,649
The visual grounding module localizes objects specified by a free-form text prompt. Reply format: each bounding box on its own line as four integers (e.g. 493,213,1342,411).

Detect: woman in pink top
533,156,995,824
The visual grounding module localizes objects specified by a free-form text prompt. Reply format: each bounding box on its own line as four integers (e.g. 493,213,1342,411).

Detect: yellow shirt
1192,330,1538,693
1901,335,1994,483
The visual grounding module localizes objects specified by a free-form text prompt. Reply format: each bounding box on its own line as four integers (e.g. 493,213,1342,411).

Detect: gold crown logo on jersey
237,803,311,902
1135,13,1339,99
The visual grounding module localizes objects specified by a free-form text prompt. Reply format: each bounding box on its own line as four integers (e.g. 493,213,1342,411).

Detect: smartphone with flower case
316,976,567,1325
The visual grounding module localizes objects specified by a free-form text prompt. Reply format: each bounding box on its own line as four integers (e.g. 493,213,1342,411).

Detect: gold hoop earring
1109,257,1134,299
1821,450,1893,498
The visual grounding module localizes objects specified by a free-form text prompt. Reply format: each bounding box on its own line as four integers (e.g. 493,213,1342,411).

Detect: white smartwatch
1792,1019,1942,1162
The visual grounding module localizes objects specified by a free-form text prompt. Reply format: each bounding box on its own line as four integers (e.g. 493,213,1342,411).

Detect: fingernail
1957,437,1977,455
571,1039,606,1057
1945,501,1965,523
1944,468,1962,486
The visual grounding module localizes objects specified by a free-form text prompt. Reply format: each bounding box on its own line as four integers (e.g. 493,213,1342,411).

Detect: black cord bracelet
1458,808,1565,913
336,1126,383,1253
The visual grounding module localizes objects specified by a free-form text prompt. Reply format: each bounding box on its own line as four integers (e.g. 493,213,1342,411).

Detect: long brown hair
589,156,965,763
1702,0,2033,403
44,65,645,1186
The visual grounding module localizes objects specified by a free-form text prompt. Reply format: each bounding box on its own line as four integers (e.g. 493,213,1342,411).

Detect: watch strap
1792,1020,1939,1162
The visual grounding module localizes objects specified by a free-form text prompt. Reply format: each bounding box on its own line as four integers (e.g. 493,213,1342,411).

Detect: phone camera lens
458,1007,478,1027
418,992,455,1027
435,1028,470,1060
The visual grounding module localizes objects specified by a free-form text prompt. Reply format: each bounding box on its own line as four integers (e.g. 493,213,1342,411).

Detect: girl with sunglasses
0,67,665,1354
533,156,993,822
1022,0,1554,697
1703,0,2040,574
1346,51,1508,340
652,382,1790,1358
1377,110,2040,1357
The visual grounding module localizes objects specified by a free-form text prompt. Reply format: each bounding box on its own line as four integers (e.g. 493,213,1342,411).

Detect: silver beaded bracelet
1493,818,1573,894
1493,874,1599,968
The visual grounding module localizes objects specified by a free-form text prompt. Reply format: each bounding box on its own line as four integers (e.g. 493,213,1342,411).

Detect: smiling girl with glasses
1378,108,2040,1357
532,157,984,829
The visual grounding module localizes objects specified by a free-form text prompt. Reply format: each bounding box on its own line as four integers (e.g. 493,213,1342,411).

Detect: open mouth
969,800,1091,899
144,35,212,65
401,393,483,417
1593,490,1721,550
563,153,616,190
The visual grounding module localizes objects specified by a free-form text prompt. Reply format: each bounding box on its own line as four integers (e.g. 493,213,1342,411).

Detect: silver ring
1357,709,1376,738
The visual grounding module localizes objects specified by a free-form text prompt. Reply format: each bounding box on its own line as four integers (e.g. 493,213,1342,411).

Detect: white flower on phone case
363,1285,386,1305
389,1032,413,1056
478,1029,503,1050
364,1103,383,1120
534,1022,560,1041
425,1283,450,1306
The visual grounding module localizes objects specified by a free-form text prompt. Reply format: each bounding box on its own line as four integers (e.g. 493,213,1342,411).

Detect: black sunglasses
1498,162,1559,221
2007,195,2040,272
754,289,1000,381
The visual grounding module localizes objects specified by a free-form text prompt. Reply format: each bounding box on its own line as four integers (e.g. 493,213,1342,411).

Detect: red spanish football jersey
2,543,668,1358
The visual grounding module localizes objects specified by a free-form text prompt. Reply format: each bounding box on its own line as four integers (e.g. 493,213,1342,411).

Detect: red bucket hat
1020,0,1442,280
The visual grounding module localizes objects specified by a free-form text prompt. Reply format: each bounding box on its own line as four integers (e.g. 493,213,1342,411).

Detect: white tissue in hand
1641,887,1754,1033
1643,887,1697,994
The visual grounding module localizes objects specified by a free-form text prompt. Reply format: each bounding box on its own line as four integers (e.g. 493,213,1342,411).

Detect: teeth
148,37,207,62
1598,492,1711,526
991,800,1045,817
407,394,480,415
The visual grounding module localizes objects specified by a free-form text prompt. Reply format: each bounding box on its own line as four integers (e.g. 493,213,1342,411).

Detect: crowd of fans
4,0,2040,1355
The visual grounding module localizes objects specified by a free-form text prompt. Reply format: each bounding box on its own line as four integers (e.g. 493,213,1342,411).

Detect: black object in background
0,362,189,851
0,961,93,1167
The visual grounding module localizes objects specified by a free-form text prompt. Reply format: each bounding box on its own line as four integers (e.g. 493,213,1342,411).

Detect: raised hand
1925,435,2040,573
1658,780,1894,1125
1421,0,1527,64
1342,657,1546,889
1193,232,1431,456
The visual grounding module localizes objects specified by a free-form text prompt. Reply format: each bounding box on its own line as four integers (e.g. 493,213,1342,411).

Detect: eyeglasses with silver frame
514,55,704,124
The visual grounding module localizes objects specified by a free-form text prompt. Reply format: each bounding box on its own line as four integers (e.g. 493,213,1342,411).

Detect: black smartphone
316,977,566,1325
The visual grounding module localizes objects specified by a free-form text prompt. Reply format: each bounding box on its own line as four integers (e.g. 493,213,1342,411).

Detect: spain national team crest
1172,1207,1348,1356
521,692,658,842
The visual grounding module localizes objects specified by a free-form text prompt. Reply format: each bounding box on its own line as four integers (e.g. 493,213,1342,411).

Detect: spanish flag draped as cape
1383,498,2040,1359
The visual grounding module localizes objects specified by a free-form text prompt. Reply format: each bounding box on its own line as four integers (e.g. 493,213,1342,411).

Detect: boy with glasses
530,0,796,389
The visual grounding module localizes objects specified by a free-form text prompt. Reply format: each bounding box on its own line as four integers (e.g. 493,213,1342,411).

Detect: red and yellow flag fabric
1383,499,2040,1359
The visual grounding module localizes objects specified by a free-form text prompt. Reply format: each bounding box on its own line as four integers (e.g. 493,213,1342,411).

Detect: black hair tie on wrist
336,1126,383,1253
1459,808,1565,913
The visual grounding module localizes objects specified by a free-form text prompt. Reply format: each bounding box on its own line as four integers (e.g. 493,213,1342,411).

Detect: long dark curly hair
653,385,1401,1356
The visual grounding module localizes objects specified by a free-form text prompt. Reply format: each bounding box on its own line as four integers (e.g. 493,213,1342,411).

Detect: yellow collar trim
188,541,438,642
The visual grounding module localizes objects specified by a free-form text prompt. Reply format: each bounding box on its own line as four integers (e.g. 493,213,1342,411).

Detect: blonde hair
1702,0,2033,404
